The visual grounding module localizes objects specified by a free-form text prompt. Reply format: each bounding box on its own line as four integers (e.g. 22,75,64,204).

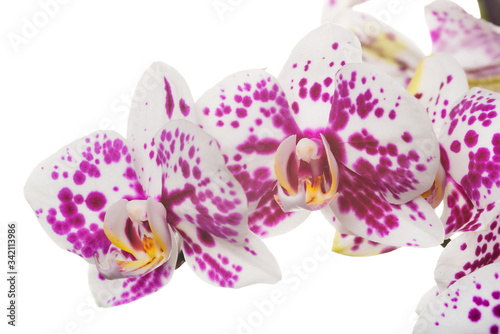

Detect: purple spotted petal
426,0,500,70
320,0,369,22
441,174,499,238
331,9,425,88
329,63,440,204
435,217,500,292
414,262,500,334
195,69,300,210
176,220,281,288
332,232,397,256
128,62,196,198
88,237,179,307
248,184,311,237
155,119,281,286
156,120,245,241
439,88,500,208
328,165,444,247
407,53,469,136
24,131,144,262
278,23,362,130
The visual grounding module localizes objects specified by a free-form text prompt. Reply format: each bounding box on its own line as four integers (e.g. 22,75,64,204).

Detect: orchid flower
427,0,500,92
24,62,280,307
194,23,444,251
330,50,500,256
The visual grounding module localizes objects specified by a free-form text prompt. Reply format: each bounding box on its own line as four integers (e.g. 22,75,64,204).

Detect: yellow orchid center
95,198,174,279
274,134,339,211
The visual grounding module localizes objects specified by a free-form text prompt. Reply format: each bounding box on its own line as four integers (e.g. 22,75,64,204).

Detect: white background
1,1,480,333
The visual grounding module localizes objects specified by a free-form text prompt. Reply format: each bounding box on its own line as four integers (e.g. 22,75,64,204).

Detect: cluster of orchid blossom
24,0,500,332
323,0,500,332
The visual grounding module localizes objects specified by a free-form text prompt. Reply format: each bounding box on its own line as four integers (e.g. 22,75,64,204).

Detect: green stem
478,0,500,25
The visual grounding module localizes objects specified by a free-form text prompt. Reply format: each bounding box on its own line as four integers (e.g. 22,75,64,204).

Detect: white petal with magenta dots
329,165,444,248
440,175,499,238
156,120,249,242
331,9,425,88
329,63,440,204
414,262,500,334
88,236,179,307
155,120,281,285
407,53,469,136
177,218,281,288
332,232,398,257
435,217,500,292
195,69,300,211
278,23,362,130
439,87,500,208
425,0,500,70
24,131,145,264
127,62,196,198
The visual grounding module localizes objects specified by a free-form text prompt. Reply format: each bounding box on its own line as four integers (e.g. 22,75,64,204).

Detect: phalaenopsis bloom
194,23,444,251
24,63,280,307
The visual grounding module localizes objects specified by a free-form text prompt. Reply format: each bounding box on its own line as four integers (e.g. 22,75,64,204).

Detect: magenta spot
332,42,338,50
192,166,201,180
464,130,479,148
402,132,412,143
179,98,190,116
85,192,106,212
51,171,59,180
197,228,215,247
493,304,500,318
164,78,175,119
468,308,481,322
60,202,77,217
309,82,322,101
389,110,396,120
450,140,461,153
236,108,247,118
74,194,84,204
58,188,73,202
73,171,86,185
291,102,299,114
374,108,384,118
181,160,190,178
242,96,252,108
69,213,85,228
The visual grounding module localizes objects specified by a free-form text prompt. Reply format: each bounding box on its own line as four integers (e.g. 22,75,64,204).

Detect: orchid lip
95,198,173,279
274,134,339,212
